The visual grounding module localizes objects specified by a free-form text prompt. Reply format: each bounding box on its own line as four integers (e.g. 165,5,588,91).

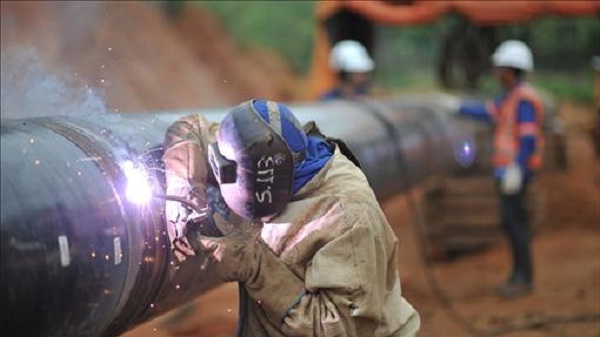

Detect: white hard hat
492,40,534,72
329,40,375,72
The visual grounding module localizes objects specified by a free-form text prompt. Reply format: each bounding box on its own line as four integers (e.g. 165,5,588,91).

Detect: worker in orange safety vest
457,40,544,299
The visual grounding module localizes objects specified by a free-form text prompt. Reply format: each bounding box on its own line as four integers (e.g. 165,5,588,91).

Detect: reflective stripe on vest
489,84,544,170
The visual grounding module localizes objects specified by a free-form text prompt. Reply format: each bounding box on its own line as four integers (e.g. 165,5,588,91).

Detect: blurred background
1,1,599,336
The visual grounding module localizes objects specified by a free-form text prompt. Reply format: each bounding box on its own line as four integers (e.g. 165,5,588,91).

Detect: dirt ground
2,2,598,336
124,103,600,337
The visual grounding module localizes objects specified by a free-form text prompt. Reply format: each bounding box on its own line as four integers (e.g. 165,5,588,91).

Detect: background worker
320,40,375,101
164,99,420,336
457,40,544,298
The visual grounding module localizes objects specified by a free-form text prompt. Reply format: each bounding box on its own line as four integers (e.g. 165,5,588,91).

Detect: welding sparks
122,160,152,205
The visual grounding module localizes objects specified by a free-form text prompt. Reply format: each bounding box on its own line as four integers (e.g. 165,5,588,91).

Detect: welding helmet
208,100,306,220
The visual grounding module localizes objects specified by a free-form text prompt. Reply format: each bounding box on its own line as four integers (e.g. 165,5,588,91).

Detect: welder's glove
501,163,523,195
164,185,204,236
187,222,260,282
436,93,462,113
172,236,196,263
186,216,306,323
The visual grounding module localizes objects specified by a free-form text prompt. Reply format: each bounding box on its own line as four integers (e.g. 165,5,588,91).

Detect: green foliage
372,22,442,85
194,1,316,74
372,15,598,104
505,16,600,69
470,71,595,105
532,71,595,104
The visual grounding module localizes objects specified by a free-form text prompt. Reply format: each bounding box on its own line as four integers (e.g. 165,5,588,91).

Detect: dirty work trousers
499,183,533,285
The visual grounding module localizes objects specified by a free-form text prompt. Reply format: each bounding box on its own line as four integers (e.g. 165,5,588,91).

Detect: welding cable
350,99,483,335
155,192,249,337
405,169,600,336
152,194,207,216
354,98,600,336
235,283,249,337
407,188,497,337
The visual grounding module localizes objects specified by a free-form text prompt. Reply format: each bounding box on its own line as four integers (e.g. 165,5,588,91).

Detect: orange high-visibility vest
486,84,545,170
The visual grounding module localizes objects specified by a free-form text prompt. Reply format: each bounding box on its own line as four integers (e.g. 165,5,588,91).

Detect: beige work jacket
240,147,420,337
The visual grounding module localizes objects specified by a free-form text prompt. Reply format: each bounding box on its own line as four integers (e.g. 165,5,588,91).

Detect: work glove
501,163,523,195
166,185,243,262
436,93,462,114
186,219,261,282
164,184,204,233
186,216,306,323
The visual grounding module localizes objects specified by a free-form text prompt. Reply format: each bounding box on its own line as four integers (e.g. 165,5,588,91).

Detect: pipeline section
0,96,552,336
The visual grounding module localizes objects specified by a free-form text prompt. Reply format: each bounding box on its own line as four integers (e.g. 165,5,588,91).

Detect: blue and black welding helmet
208,99,306,220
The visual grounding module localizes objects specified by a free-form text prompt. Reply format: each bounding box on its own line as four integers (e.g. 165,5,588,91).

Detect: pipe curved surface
0,97,508,336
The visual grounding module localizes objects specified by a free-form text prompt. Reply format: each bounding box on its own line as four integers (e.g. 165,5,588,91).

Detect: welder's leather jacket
163,114,233,242
239,147,420,337
163,114,216,206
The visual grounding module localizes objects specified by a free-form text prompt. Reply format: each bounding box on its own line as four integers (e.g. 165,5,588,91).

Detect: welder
163,99,420,336
456,40,544,298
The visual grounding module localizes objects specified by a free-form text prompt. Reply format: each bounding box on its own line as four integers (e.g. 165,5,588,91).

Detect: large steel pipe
0,97,511,336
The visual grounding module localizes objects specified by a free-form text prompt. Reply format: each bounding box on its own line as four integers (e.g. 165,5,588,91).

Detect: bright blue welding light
453,137,476,168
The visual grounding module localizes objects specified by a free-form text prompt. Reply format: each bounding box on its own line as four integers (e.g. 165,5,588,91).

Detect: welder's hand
186,218,262,283
165,190,192,239
164,186,205,241
436,93,462,113
172,237,196,262
187,216,307,322
501,163,523,195
163,114,214,248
